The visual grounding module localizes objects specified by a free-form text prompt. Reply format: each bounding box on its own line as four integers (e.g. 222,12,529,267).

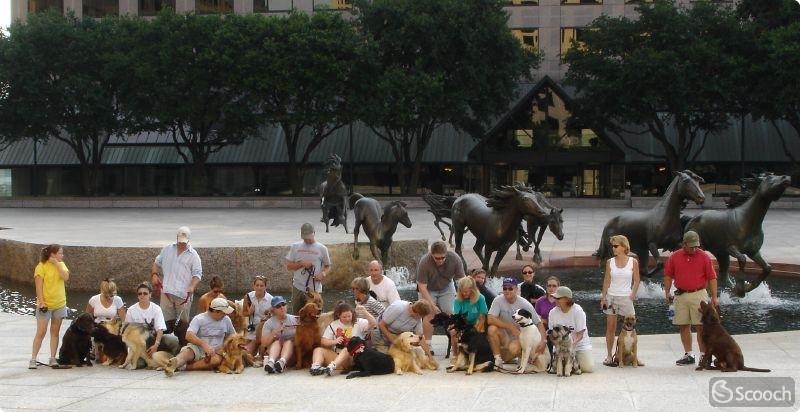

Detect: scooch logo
709,377,795,407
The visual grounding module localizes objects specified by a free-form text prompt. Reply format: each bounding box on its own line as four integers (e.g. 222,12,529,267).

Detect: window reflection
196,0,234,14
84,0,119,17
28,0,63,13
560,27,588,58
511,28,539,52
313,0,353,11
562,0,602,4
505,0,538,5
139,0,176,16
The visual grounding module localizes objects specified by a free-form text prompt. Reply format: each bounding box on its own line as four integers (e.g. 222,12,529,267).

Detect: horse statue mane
383,200,408,216
486,185,523,210
725,173,770,209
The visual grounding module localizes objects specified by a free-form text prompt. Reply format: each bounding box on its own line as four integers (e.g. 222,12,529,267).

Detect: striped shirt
155,243,203,297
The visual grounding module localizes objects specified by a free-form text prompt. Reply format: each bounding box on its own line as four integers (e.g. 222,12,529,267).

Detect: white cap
176,226,191,243
210,297,234,314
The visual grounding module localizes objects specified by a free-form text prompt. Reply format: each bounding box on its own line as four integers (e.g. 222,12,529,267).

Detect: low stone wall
0,238,428,293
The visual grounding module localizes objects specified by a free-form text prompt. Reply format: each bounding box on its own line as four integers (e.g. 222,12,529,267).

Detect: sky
1,1,10,33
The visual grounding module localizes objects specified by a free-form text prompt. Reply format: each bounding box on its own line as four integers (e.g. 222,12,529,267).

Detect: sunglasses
137,291,149,296
274,303,287,308
522,270,534,274
502,286,515,291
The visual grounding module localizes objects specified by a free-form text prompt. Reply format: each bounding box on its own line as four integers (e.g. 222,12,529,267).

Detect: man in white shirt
367,260,400,307
151,226,203,333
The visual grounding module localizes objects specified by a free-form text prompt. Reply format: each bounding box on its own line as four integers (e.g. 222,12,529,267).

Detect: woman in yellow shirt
29,244,70,369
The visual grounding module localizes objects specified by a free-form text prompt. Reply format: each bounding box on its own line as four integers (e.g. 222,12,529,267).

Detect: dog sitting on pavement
92,320,127,366
511,308,550,374
548,324,581,377
57,313,95,367
446,315,494,375
696,301,770,373
614,315,643,368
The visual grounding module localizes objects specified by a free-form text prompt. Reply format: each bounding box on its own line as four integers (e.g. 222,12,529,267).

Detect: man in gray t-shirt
164,298,235,377
416,241,464,345
378,300,434,362
487,278,547,365
285,223,331,314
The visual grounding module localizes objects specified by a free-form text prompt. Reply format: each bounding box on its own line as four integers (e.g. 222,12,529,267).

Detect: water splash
486,277,503,295
718,282,788,306
384,266,415,290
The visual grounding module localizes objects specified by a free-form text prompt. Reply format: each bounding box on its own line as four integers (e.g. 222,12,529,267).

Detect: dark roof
0,122,478,167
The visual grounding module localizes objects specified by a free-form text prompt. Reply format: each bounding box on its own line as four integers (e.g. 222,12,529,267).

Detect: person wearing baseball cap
487,276,547,367
259,295,299,374
163,297,235,377
151,226,203,334
664,230,718,367
549,286,594,373
285,223,331,314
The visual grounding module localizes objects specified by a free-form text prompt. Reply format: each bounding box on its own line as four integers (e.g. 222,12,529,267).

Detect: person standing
600,235,640,366
416,240,465,347
519,264,546,305
664,230,718,366
366,260,400,307
150,226,202,333
286,223,331,315
29,245,70,369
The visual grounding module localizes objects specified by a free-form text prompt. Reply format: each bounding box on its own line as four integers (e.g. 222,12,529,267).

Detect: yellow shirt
34,261,68,309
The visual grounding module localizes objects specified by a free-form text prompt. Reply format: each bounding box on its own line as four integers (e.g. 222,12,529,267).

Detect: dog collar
622,325,636,331
348,343,366,357
519,322,535,328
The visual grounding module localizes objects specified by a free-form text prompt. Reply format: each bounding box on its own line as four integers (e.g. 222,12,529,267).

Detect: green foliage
356,0,539,194
564,0,750,171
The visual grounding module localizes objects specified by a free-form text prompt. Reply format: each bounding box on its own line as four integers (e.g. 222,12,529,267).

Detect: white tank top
607,257,634,297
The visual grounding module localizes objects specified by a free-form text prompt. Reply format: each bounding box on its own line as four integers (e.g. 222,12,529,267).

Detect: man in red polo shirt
664,230,718,366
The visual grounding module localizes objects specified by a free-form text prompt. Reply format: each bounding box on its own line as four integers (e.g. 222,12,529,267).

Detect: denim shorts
35,306,68,320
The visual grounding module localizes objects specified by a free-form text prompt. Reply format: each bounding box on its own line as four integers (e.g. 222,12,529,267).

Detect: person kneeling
164,298,235,377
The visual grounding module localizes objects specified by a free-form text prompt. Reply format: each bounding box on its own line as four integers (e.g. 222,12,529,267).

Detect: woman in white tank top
600,235,640,366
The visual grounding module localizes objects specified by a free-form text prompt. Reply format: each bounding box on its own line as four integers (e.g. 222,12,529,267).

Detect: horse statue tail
349,193,364,209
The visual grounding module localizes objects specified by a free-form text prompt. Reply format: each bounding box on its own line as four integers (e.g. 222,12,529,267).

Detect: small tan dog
388,332,437,375
217,332,253,374
615,315,643,368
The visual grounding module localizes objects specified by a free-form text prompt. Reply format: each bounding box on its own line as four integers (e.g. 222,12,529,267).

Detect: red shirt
664,248,717,291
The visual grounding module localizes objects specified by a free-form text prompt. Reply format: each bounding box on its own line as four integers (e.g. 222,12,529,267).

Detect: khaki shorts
184,343,205,362
673,289,708,326
602,295,635,317
161,293,191,322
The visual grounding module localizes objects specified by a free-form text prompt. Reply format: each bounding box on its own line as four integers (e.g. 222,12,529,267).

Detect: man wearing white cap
164,297,235,376
286,223,331,314
151,226,203,333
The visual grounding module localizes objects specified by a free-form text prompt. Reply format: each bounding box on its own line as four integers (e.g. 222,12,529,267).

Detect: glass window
257,0,292,12
139,0,176,16
0,169,11,197
196,0,233,14
505,0,538,5
313,0,352,11
28,0,63,13
562,0,601,4
560,27,588,57
83,0,118,17
511,28,539,52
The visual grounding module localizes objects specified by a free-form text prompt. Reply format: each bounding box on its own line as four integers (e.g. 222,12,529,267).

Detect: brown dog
697,301,770,372
228,300,248,334
217,332,254,374
388,332,438,375
615,315,642,368
294,302,322,369
304,290,334,333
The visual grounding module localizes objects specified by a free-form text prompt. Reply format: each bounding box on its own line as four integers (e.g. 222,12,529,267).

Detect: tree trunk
79,164,94,196
189,158,208,196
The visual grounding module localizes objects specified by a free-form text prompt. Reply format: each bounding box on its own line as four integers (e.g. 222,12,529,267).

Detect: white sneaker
48,357,58,367
28,359,37,369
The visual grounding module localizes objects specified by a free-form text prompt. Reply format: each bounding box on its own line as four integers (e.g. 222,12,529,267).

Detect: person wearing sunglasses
519,264,546,305
260,296,299,374
487,277,546,367
124,282,180,368
600,235,640,367
163,297,236,377
416,240,465,350
535,275,560,356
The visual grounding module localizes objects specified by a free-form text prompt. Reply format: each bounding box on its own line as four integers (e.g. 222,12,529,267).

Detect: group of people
29,222,720,376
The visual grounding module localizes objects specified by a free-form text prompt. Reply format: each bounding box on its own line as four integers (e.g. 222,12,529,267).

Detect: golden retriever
228,300,248,334
294,302,322,369
304,290,334,334
388,332,438,375
217,332,253,374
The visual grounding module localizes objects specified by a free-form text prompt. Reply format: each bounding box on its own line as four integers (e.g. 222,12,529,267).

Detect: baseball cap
553,286,573,299
300,223,315,240
502,277,517,288
271,295,287,307
176,226,191,243
683,230,700,247
210,297,234,314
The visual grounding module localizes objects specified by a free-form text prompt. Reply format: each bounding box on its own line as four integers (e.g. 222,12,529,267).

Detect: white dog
511,308,550,374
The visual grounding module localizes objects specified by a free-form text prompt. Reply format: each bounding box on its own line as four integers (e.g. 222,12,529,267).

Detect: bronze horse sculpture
597,170,706,277
319,154,348,233
349,193,412,265
422,192,458,246
452,185,548,276
685,173,791,296
514,189,565,263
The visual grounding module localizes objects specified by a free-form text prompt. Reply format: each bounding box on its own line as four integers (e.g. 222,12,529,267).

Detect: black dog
92,323,127,365
345,336,394,379
58,313,95,367
429,313,467,358
448,316,494,374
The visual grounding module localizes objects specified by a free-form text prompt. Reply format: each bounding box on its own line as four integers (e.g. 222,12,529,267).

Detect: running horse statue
349,193,412,265
422,192,458,246
596,170,706,277
685,173,791,296
319,154,348,233
452,185,548,276
513,187,565,264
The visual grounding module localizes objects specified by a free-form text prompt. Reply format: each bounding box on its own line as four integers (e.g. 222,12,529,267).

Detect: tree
356,0,539,194
0,12,128,195
563,0,750,172
247,12,365,195
120,12,264,195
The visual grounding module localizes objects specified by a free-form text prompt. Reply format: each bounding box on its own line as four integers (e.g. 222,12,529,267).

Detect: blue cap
271,296,287,307
502,277,517,288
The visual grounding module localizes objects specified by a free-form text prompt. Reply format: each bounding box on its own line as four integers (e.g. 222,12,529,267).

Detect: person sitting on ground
164,297,236,376
470,268,496,305
367,260,401,308
351,277,385,346
548,286,594,373
125,282,180,368
260,296,298,374
377,300,434,363
86,278,126,324
519,264,546,305
197,275,226,313
487,277,546,366
310,301,376,376
535,275,560,356
243,275,273,356
449,276,488,363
